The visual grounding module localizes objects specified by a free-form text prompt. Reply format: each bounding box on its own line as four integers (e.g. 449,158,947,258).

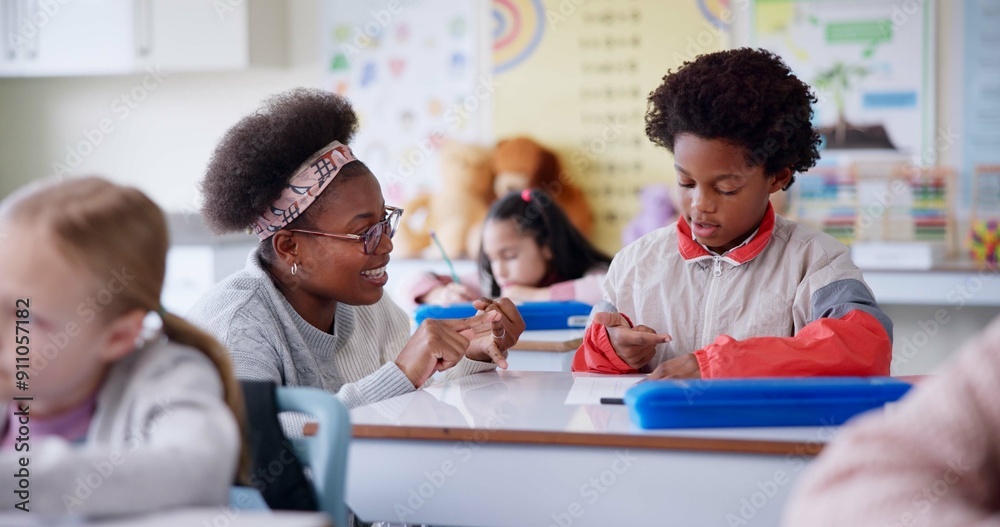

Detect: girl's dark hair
199,88,369,263
479,189,612,296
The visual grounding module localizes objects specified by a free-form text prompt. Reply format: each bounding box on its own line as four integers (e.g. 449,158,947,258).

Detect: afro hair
200,88,362,235
645,47,821,188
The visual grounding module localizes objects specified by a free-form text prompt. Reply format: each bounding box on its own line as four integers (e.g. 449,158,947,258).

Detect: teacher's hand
396,313,496,388
464,297,525,369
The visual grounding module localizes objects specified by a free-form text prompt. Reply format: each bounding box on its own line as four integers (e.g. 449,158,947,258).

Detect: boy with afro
573,48,893,378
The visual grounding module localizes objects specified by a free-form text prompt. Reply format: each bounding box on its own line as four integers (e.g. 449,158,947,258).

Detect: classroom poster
491,0,729,254
322,0,488,206
750,0,935,163
962,0,1000,213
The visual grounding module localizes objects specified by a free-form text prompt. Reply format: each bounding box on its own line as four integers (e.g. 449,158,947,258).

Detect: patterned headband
252,140,358,241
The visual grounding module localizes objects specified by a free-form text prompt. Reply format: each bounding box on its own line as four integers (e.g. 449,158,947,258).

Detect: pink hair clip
521,188,532,202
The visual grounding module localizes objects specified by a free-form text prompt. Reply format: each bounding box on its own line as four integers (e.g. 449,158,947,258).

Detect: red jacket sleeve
693,309,892,378
572,314,639,374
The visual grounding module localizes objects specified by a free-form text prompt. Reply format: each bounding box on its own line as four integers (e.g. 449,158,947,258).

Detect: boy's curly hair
200,88,365,236
645,48,821,188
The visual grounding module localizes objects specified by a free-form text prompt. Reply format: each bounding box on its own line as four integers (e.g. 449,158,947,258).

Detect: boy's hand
592,312,671,370
646,354,702,380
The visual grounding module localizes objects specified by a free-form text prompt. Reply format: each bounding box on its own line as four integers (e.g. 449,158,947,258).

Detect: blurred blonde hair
0,176,249,482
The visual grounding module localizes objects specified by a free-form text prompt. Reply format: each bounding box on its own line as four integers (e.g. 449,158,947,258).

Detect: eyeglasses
287,206,403,255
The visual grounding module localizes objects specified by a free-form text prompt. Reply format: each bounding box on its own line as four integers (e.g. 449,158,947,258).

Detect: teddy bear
491,136,594,238
394,140,495,259
621,184,677,246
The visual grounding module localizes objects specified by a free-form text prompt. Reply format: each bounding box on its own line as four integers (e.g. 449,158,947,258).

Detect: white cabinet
19,0,134,76
137,0,249,72
0,0,23,75
0,0,259,77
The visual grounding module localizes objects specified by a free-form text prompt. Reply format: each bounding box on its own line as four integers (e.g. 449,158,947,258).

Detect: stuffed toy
394,140,494,259
622,184,677,246
491,136,594,238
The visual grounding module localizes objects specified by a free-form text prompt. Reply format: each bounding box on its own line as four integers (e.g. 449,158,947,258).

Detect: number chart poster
750,0,935,162
322,0,488,206
492,0,729,254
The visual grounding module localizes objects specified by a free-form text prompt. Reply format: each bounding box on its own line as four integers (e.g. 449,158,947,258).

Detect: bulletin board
322,0,489,207
491,0,729,254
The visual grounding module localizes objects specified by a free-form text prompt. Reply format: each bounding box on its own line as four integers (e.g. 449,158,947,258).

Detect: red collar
677,203,775,264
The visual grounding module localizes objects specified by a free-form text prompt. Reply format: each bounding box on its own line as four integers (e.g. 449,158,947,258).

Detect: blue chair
275,387,352,527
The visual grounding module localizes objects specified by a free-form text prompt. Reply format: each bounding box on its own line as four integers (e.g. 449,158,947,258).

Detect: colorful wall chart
322,0,486,206
492,0,728,253
750,0,935,162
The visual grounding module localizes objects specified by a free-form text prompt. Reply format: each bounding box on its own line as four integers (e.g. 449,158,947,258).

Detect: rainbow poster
492,0,546,73
697,0,732,29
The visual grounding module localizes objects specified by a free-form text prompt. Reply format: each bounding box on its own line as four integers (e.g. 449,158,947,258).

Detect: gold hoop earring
291,262,299,275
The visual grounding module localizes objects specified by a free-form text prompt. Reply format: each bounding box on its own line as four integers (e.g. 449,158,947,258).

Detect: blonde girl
0,177,246,517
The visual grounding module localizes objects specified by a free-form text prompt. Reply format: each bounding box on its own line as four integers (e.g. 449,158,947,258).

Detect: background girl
412,189,612,306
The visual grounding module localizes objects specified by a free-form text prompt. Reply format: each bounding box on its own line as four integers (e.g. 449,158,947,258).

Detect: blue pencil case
413,301,592,330
625,377,912,429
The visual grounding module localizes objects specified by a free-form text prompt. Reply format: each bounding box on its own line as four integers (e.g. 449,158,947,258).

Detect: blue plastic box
413,301,592,330
624,377,912,429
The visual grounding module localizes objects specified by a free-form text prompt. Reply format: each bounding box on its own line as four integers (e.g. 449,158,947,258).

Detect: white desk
506,329,583,372
346,371,834,527
863,265,1000,306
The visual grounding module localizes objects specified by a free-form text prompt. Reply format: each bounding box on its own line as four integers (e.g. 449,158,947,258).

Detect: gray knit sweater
186,248,495,409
